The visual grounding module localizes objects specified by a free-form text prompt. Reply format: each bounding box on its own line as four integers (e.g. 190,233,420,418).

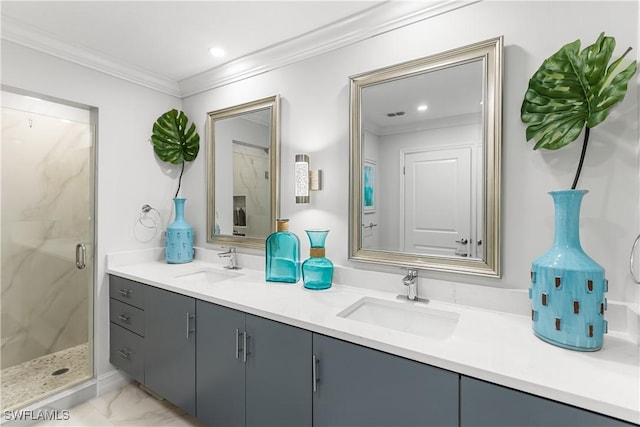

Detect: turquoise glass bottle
265,219,300,283
302,229,333,290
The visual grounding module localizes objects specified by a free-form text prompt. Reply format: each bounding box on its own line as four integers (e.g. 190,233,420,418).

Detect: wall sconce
295,154,322,204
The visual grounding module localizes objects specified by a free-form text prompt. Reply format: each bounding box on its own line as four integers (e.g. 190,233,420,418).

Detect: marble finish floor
1,343,90,410
34,383,205,427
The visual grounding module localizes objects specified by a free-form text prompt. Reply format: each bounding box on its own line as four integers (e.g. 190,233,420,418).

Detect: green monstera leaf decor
151,109,200,198
521,32,637,189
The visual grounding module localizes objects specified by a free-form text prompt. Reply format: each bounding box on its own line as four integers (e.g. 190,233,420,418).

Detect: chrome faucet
218,247,239,270
402,269,419,301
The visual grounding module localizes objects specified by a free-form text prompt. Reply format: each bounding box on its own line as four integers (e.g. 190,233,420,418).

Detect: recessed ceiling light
209,47,226,58
417,104,428,112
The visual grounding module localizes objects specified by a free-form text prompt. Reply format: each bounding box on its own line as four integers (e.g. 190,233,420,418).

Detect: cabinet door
196,301,246,427
245,314,312,427
144,286,196,416
460,376,634,427
312,334,458,427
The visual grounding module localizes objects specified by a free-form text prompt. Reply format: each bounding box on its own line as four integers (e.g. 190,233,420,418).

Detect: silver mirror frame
349,37,503,277
206,95,280,249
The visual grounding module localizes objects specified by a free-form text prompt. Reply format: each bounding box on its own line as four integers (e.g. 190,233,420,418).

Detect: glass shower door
0,92,94,410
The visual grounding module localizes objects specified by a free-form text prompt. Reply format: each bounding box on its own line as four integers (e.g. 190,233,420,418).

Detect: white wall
1,39,182,378
183,1,639,305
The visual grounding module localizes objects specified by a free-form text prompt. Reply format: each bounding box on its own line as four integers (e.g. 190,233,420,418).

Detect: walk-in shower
1,90,94,411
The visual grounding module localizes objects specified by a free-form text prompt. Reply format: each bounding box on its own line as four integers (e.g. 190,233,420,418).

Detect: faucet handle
403,269,418,281
402,270,418,289
220,247,240,270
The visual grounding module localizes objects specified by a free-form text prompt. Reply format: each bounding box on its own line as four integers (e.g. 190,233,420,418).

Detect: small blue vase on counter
529,190,607,351
166,198,194,263
302,229,333,290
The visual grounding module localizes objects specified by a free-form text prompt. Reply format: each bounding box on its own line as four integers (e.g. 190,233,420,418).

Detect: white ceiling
1,1,473,97
362,59,483,132
1,1,381,81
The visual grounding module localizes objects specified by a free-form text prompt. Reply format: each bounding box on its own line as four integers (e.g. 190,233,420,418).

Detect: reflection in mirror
207,95,280,249
349,37,502,277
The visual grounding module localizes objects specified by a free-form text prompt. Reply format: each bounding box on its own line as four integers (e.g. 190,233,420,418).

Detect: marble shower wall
1,106,91,369
232,145,270,238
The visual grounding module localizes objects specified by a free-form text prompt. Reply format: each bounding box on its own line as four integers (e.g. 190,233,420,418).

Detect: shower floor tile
1,343,90,410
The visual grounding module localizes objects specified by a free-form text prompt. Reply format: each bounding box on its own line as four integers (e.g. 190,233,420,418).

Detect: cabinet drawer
110,323,145,383
110,298,144,336
109,275,146,309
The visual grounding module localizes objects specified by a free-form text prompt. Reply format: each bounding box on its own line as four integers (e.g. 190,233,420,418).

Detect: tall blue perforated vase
166,198,194,264
529,190,607,351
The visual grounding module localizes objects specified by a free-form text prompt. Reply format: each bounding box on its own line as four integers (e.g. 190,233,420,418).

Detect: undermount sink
337,297,459,340
174,267,242,284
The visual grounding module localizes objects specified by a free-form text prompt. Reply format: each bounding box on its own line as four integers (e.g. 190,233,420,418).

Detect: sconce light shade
295,154,310,204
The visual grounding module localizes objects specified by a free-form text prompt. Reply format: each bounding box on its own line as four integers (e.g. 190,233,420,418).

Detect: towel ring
138,204,160,229
631,234,640,284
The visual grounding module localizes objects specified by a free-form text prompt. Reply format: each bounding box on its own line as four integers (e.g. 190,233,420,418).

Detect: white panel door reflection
402,147,472,257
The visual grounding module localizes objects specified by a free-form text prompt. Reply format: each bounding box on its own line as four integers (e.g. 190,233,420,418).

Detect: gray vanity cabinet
460,376,635,427
312,334,459,427
109,274,634,426
144,285,196,416
196,300,312,427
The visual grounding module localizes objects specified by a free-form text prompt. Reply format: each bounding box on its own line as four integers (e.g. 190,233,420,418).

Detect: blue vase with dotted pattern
166,198,194,263
529,190,607,351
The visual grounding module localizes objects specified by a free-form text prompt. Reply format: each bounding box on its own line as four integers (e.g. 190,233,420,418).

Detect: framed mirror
349,37,502,277
207,95,280,249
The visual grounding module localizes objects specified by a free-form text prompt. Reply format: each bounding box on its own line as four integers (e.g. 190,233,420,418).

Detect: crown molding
2,1,479,99
1,16,181,97
179,0,479,98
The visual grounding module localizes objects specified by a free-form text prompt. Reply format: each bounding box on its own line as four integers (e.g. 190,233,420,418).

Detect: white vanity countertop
107,256,640,424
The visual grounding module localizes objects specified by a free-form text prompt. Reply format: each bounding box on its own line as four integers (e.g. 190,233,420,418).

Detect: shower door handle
76,243,86,269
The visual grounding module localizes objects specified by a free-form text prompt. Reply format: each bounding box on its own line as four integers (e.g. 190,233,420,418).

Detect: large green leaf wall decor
151,109,200,164
521,32,636,188
151,109,200,197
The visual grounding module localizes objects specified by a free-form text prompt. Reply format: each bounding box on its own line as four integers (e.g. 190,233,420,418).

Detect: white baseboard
96,369,131,397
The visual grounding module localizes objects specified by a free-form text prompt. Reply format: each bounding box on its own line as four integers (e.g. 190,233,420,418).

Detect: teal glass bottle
265,219,300,283
302,229,333,290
